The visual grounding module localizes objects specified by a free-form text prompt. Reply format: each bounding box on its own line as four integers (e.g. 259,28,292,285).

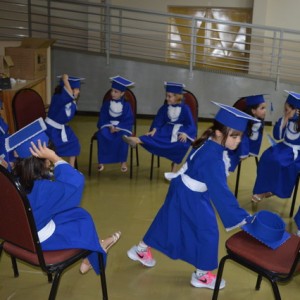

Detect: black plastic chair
212,230,300,300
0,165,108,300
150,89,199,180
88,89,139,178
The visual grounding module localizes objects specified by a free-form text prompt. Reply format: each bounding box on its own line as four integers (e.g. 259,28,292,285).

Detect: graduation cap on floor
212,101,261,132
164,82,185,94
110,75,135,92
5,118,49,158
58,75,85,89
285,90,300,109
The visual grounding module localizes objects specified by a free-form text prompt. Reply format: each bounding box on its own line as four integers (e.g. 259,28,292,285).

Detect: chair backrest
183,89,199,133
103,88,138,134
0,165,41,255
12,88,46,130
233,97,247,112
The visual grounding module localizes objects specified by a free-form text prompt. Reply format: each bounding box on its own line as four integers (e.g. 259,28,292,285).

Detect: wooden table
0,77,46,133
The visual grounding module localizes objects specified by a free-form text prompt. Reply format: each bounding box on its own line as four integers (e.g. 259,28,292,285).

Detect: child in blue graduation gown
252,91,300,202
228,95,267,172
45,74,83,167
0,116,14,170
96,76,134,172
7,118,121,275
123,82,197,172
127,102,258,290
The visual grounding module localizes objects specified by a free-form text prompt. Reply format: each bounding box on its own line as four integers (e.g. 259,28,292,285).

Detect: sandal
122,135,137,148
98,164,104,172
80,258,92,275
101,231,121,253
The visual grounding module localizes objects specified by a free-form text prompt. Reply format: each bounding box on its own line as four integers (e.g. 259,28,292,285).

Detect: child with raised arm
252,91,300,202
123,82,197,172
96,76,134,172
6,118,121,275
127,102,258,290
45,74,83,167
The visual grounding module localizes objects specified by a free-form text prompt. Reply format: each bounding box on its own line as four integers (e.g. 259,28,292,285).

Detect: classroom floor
0,116,300,300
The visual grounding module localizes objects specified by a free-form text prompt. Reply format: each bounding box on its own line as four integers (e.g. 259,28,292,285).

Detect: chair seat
226,231,300,274
3,241,86,266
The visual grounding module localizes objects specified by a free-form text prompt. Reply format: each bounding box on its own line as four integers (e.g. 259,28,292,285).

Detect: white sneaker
190,271,225,289
127,245,156,267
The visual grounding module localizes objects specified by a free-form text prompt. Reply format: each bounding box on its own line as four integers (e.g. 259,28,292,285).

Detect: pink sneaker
190,271,225,289
127,245,156,267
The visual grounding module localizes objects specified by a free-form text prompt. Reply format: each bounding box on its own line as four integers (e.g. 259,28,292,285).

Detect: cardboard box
5,38,55,80
0,55,14,77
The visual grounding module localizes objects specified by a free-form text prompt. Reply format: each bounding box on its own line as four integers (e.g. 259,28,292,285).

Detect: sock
137,241,148,252
297,230,300,237
196,269,208,278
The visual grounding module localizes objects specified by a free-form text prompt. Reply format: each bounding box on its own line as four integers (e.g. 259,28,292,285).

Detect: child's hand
146,128,156,136
0,157,8,169
178,133,187,142
30,140,62,164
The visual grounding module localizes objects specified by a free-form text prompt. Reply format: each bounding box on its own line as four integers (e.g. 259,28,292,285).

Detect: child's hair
244,103,264,137
12,157,50,193
192,120,240,148
286,102,300,133
54,85,63,95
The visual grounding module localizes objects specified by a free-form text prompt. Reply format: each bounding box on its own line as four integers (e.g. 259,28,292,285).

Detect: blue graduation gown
294,206,300,229
28,163,106,274
143,140,249,270
228,122,264,172
253,115,300,198
0,116,14,168
96,97,133,163
46,87,80,156
140,102,197,164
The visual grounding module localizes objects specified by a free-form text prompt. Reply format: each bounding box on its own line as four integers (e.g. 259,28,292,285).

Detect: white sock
297,230,300,237
196,269,207,278
137,241,148,252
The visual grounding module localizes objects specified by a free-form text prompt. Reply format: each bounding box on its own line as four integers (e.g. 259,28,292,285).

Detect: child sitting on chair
123,82,197,172
228,94,267,172
252,91,300,202
96,75,134,173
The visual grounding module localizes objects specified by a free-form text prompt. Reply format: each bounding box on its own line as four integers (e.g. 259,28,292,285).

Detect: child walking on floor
123,82,196,172
228,94,267,171
252,91,300,202
127,102,258,289
45,74,83,167
96,75,134,172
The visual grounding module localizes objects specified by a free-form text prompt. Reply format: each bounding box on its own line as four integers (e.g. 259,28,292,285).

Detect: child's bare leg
69,156,76,167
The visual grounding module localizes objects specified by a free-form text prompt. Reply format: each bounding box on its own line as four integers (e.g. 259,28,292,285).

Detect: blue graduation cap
285,90,300,109
212,101,261,132
164,82,185,94
58,75,85,89
110,75,134,92
5,118,49,158
245,94,266,107
242,210,290,250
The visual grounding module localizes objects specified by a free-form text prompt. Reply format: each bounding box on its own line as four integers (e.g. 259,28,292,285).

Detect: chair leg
212,255,229,300
99,253,108,300
135,146,139,166
150,154,154,180
255,274,263,290
157,156,160,168
130,147,133,179
234,162,242,197
48,271,63,300
10,256,19,277
270,279,282,300
88,138,94,176
290,175,300,217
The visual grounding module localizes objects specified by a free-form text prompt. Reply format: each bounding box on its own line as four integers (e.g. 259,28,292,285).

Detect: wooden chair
212,230,300,300
12,88,47,130
150,89,199,180
88,89,139,178
0,165,108,300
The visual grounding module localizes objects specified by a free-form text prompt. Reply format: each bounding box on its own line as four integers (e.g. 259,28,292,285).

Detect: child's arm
61,74,73,95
